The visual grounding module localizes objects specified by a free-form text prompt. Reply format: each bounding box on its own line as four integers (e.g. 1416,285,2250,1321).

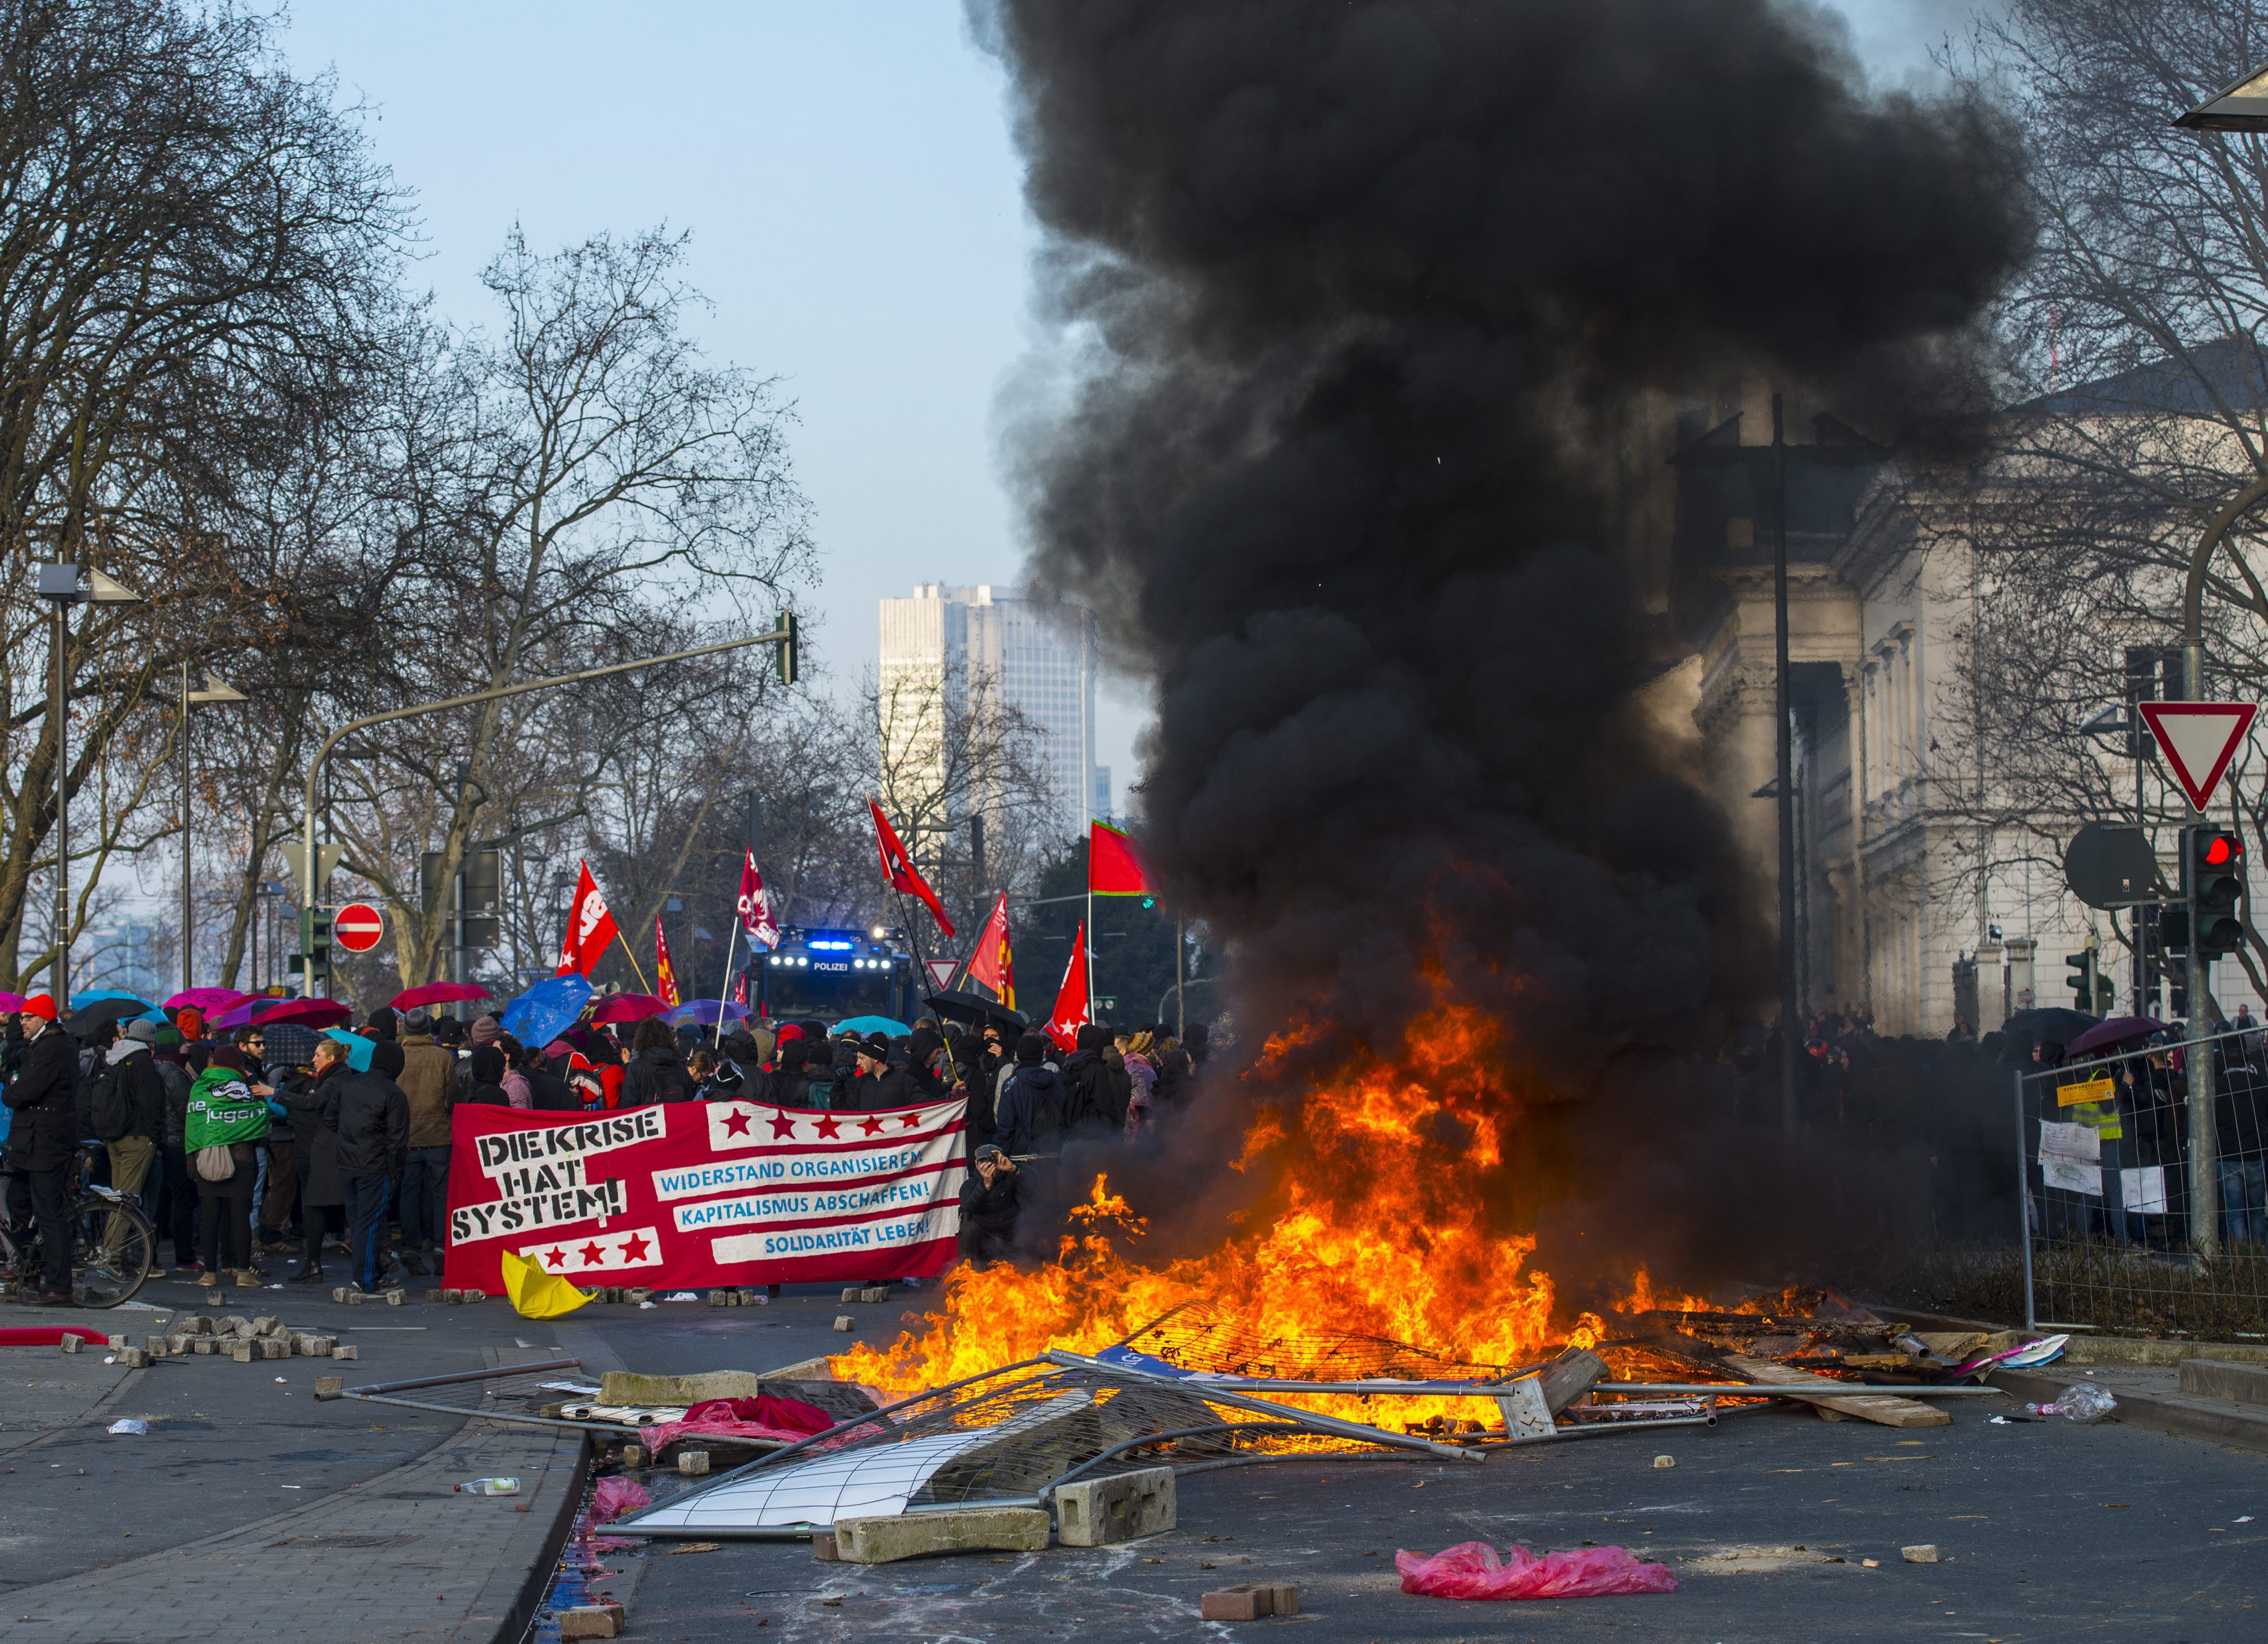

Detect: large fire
833,1002,1694,1434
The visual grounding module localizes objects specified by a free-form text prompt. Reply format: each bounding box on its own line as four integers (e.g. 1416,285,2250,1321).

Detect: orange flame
831,1001,1643,1430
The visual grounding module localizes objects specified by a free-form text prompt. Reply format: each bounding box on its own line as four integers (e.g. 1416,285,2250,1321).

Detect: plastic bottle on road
453,1477,522,1495
2024,1383,2116,1423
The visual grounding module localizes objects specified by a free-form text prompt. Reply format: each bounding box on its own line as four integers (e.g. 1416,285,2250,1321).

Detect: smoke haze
983,1,2029,1116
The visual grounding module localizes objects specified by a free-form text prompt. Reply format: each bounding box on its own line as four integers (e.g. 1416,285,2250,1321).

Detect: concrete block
118,1347,148,1368
311,1336,335,1357
1265,1583,1300,1616
708,1290,728,1308
250,1315,279,1336
834,1508,1051,1564
841,1287,863,1302
1902,1544,1939,1564
144,1336,166,1356
736,1289,760,1306
461,1288,485,1303
864,1286,893,1303
441,1288,462,1303
679,1450,710,1476
385,1289,405,1307
332,1344,358,1362
2180,1358,2268,1405
597,1370,764,1406
230,1343,254,1364
621,1445,645,1469
261,1339,288,1360
105,1333,127,1350
626,1287,653,1305
59,1333,81,1354
1055,1467,1176,1546
810,1532,838,1560
332,1287,349,1304
315,1375,344,1399
182,1316,213,1335
833,1316,855,1332
1653,1455,1676,1469
1201,1586,1272,1621
220,1315,249,1334
192,1338,215,1355
555,1603,623,1639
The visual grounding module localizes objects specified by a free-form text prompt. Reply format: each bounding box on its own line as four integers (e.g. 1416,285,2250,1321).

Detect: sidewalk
1993,1358,2268,1453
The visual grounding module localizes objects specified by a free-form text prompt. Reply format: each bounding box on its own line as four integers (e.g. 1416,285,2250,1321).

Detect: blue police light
810,939,853,951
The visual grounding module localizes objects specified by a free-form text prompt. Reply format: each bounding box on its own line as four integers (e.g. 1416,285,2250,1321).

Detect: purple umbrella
2068,1016,2167,1059
667,999,751,1027
0,992,24,1012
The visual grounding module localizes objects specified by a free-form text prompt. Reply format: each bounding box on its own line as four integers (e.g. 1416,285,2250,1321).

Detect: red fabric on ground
0,1327,107,1347
1396,1541,1678,1599
637,1392,844,1455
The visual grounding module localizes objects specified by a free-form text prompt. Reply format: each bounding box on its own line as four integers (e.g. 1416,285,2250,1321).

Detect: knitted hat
470,1015,503,1046
20,993,55,1022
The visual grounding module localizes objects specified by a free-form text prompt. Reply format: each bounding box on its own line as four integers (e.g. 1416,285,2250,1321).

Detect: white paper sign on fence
2042,1158,2103,1196
2119,1166,2169,1213
2039,1119,2101,1163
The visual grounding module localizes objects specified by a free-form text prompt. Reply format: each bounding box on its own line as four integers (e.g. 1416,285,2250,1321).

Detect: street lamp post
33,563,142,1009
177,667,248,995
296,620,801,996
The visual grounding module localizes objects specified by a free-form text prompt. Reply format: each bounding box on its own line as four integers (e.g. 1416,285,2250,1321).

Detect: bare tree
0,0,403,987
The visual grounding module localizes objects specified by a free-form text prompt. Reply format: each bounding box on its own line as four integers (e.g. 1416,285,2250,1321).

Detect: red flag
555,861,620,978
733,970,749,1008
1044,920,1089,1052
869,798,956,939
1089,820,1151,896
654,916,682,1008
966,891,1016,1009
736,850,781,950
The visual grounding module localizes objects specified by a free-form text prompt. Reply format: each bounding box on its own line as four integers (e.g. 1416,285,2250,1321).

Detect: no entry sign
333,900,385,954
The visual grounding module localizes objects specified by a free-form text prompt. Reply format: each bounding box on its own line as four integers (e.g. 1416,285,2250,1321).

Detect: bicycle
0,1145,157,1308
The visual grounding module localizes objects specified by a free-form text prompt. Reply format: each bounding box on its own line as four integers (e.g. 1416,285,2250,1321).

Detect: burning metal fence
2020,1024,2268,1338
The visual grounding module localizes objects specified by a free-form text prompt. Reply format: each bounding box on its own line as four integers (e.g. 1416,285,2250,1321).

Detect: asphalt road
8,1276,2265,1642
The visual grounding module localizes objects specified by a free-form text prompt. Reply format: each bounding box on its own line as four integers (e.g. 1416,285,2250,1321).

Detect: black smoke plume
985,1,2028,1131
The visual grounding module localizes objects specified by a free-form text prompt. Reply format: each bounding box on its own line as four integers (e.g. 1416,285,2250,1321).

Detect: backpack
804,1076,837,1111
79,1058,133,1142
1016,1069,1063,1145
653,1060,694,1104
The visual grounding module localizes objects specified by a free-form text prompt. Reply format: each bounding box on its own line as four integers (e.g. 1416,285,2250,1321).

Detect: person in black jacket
276,1039,349,1284
523,1042,578,1111
1061,1026,1127,1135
621,1018,694,1105
332,1040,410,1293
151,1028,198,1272
994,1034,1066,1157
846,1035,921,1110
957,1143,1020,1265
96,1021,166,1266
4,996,81,1303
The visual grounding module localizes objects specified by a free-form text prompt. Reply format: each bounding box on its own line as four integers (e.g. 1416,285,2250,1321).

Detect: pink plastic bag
589,1475,651,1525
1396,1541,1678,1599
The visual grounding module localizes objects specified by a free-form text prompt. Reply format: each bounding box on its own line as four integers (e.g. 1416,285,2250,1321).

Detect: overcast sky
276,0,1985,805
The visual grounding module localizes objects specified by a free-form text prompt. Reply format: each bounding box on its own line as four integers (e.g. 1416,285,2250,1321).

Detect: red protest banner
440,1096,967,1295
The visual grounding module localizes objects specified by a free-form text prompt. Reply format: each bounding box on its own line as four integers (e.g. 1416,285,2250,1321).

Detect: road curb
1991,1366,2268,1454
445,1424,592,1644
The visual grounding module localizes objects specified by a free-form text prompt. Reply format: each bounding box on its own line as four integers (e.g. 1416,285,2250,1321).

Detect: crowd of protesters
0,988,1206,1303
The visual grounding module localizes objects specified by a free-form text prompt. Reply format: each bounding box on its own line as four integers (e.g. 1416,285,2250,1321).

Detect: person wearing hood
3,994,82,1304
150,1026,199,1272
993,1034,1066,1157
905,1025,952,1101
621,1018,694,1105
1061,1025,1128,1135
275,1037,350,1284
765,1034,814,1109
524,1042,577,1111
395,1008,460,1278
94,1020,166,1267
331,1039,409,1293
185,1045,272,1289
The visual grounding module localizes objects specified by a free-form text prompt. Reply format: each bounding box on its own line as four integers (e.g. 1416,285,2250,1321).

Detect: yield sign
2138,702,2259,811
925,959,957,990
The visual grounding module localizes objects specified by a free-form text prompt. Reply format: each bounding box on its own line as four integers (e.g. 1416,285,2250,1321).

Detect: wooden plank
1719,1352,1951,1429
1536,1347,1607,1415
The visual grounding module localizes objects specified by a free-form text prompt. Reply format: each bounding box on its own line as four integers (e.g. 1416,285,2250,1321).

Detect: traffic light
2190,827,2249,960
2065,949,2095,1009
775,610,798,687
289,908,331,989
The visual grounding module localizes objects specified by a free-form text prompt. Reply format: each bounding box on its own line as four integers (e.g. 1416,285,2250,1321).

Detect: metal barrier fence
2019,1024,2268,1338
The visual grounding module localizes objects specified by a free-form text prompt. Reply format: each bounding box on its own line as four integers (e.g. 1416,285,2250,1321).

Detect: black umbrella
925,989,1029,1034
2000,1006,2102,1060
62,994,158,1037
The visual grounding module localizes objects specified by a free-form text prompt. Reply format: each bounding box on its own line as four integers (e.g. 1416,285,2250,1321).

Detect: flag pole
612,925,655,997
716,914,739,1027
1085,822,1096,1022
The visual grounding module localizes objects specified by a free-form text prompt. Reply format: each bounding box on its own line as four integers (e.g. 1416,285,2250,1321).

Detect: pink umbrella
254,998,353,1029
212,996,281,1029
390,981,494,1009
0,992,23,1012
166,987,249,1012
590,993,673,1025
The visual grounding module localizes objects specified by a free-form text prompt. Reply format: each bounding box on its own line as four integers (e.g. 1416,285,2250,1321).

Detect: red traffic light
2205,833,2244,868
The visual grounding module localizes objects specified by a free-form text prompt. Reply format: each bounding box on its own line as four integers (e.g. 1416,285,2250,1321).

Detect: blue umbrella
73,988,164,1024
502,973,593,1050
835,1014,910,1038
668,999,751,1027
323,1028,376,1073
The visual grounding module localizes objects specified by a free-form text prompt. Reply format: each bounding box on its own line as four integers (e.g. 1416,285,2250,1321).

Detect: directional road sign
333,901,385,954
2138,702,2258,812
